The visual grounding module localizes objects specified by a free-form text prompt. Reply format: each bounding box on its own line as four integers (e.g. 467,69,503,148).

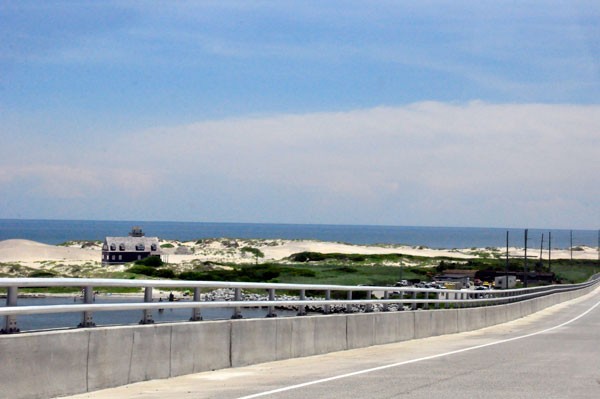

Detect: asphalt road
64,287,600,399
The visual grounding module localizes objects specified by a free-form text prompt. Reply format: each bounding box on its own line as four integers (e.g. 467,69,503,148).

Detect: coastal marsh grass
269,264,427,286
287,252,457,269
551,261,598,284
3,248,596,297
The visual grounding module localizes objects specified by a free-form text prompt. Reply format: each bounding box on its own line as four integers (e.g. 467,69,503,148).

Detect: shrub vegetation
241,247,265,258
134,256,163,267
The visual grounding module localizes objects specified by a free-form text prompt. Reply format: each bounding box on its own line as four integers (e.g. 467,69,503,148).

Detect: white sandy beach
0,239,100,266
0,238,597,269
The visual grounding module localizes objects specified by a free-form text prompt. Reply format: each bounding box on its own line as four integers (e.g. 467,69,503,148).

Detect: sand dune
0,238,596,269
0,239,100,264
257,241,474,260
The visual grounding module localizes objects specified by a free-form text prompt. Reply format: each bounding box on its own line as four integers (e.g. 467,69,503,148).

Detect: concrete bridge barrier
0,285,597,399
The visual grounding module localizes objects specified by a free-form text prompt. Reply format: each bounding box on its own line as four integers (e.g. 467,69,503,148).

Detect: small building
436,270,477,289
102,226,161,264
495,275,517,289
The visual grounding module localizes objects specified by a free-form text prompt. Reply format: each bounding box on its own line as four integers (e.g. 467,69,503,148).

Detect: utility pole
570,230,573,261
524,229,528,288
539,233,544,271
594,230,600,274
505,231,509,289
548,231,552,274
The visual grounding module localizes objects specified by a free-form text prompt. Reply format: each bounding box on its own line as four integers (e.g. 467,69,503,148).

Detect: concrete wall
0,285,595,399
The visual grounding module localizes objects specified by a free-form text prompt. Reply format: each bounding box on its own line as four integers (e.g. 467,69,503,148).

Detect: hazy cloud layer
1,101,599,228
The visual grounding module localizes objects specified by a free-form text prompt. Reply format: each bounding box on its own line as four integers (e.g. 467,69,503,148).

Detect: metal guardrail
1,276,599,333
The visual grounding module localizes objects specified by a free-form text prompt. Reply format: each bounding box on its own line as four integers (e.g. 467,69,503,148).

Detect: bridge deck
60,286,600,399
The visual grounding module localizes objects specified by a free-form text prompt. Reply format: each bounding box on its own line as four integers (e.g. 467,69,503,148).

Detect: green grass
1,249,596,297
267,264,424,286
550,261,598,283
288,251,437,264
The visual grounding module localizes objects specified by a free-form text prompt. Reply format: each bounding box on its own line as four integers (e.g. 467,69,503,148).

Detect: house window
151,244,157,251
119,243,125,251
138,255,141,260
136,244,145,251
112,255,115,260
118,255,122,260
110,244,116,251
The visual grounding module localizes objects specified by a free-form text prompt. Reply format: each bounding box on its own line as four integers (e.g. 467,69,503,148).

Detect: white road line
235,299,600,399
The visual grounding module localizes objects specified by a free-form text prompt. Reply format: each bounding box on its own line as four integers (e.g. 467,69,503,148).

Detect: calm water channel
1,296,299,332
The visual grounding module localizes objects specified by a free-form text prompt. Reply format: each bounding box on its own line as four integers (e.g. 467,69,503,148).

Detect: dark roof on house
103,236,161,253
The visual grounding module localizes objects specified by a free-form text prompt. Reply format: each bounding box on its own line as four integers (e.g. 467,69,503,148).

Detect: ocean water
0,219,598,249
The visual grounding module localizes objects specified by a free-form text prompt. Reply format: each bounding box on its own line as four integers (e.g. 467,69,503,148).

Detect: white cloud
121,102,600,196
1,101,599,227
0,165,157,199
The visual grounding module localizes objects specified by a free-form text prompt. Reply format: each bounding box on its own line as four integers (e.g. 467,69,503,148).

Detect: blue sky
1,1,599,229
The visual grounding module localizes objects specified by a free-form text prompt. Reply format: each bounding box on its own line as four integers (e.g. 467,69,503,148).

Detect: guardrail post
365,290,373,312
397,290,404,311
455,291,460,308
78,286,96,328
345,291,353,313
266,288,277,317
190,287,203,321
324,290,331,314
434,292,440,309
424,291,429,310
383,290,389,311
232,288,243,319
297,289,307,316
411,291,417,310
2,287,19,334
140,287,154,324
